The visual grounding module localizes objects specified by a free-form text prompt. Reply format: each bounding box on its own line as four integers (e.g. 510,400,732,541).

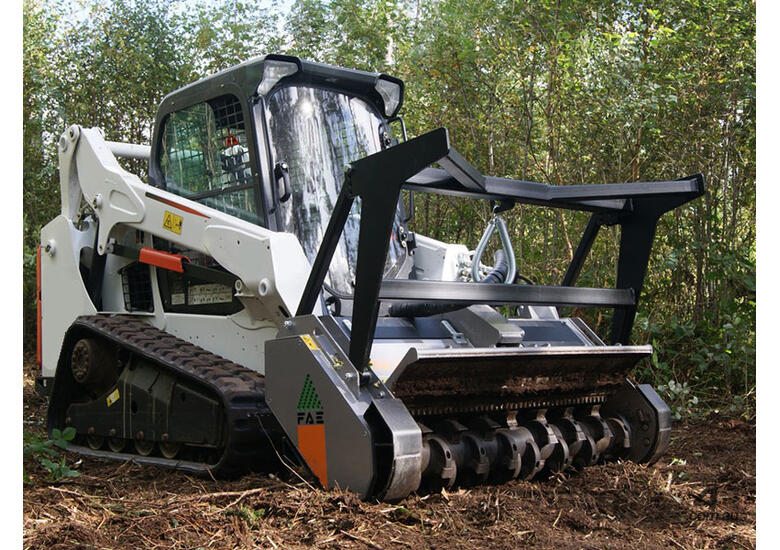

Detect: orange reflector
225,135,239,147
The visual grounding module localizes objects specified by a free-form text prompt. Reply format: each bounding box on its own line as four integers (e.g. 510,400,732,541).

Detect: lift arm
55,125,312,325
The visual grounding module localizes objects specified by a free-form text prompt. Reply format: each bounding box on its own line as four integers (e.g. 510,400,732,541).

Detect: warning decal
300,334,319,351
106,389,120,407
162,210,183,234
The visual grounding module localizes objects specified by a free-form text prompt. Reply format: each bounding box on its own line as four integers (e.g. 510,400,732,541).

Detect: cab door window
159,95,259,223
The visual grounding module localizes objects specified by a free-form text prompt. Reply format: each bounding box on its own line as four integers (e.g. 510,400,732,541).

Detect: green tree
22,0,755,414
23,0,59,350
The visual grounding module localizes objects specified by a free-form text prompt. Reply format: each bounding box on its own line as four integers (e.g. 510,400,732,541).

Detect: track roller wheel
108,437,127,453
134,439,155,456
86,434,104,450
159,442,181,459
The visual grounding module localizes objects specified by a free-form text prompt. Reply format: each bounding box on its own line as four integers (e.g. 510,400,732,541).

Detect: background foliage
23,0,755,417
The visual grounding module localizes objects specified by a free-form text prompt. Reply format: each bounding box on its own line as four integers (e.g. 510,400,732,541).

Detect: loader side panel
40,216,97,378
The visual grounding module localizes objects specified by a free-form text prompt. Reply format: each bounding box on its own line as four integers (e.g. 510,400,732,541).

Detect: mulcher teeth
417,405,629,490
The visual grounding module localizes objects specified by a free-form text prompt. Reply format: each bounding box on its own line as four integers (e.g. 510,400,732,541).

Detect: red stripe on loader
145,192,210,218
36,245,41,367
297,424,328,488
139,248,188,273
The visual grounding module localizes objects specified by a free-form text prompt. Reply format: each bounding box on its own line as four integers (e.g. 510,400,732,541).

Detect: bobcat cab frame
38,54,704,500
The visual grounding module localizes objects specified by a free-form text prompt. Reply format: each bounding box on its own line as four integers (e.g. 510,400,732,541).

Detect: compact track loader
37,55,705,500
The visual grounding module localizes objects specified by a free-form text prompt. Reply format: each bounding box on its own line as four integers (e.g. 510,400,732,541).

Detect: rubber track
62,314,277,476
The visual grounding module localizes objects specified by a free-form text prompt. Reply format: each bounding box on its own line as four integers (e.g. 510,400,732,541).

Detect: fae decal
296,374,327,487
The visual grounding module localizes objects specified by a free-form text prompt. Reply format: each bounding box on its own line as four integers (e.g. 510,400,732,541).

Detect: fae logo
296,374,324,425
295,374,327,487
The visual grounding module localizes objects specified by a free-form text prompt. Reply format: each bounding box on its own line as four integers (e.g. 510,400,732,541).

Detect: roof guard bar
296,126,705,372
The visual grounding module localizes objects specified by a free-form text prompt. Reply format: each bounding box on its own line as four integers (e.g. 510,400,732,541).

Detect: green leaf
40,446,60,457
39,457,58,471
62,427,77,441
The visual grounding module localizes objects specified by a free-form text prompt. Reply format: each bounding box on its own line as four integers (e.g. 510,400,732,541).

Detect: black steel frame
296,127,705,372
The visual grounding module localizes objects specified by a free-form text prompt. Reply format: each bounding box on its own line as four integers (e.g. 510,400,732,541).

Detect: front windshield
264,86,406,295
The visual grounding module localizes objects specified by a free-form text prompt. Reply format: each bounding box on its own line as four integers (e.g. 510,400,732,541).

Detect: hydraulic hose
387,249,509,318
471,214,517,285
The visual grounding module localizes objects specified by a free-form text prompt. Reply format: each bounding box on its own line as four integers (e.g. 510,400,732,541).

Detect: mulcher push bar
296,127,705,372
407,168,704,212
377,280,635,308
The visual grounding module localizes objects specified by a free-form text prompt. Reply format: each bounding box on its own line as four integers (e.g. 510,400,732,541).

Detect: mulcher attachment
265,315,672,501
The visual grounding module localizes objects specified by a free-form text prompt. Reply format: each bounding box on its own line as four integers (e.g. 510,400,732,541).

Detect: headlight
375,77,402,117
257,60,299,96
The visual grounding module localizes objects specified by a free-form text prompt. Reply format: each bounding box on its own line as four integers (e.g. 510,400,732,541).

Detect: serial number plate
188,283,234,305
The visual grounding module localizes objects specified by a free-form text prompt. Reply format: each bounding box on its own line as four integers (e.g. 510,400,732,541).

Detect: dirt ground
23,358,755,549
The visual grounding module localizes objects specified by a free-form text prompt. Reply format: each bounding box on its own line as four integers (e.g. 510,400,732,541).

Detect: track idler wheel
70,338,118,397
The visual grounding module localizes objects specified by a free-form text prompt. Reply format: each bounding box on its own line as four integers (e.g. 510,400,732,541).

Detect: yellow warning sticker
106,389,120,407
300,334,319,351
162,210,183,234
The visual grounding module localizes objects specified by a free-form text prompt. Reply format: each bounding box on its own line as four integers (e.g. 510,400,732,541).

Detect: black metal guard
296,126,705,372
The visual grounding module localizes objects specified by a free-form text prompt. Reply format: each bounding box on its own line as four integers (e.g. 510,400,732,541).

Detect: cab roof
157,54,404,120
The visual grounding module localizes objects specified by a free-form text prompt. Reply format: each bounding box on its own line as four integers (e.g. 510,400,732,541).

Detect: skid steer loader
36,55,705,500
